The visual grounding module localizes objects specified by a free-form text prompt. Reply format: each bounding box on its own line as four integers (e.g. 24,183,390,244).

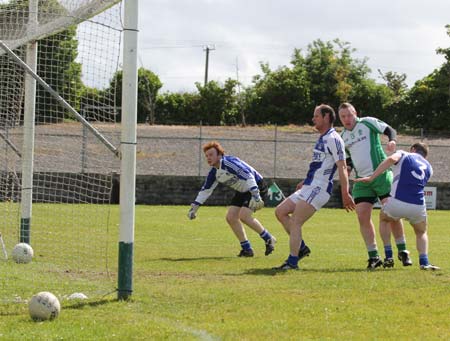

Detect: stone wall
134,175,450,210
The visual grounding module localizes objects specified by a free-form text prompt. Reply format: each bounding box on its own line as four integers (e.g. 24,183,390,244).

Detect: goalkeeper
188,141,276,257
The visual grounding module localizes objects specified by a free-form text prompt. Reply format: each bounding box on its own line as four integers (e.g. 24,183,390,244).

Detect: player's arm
345,155,353,175
336,159,355,212
354,151,402,183
383,125,397,153
329,135,355,211
188,170,218,219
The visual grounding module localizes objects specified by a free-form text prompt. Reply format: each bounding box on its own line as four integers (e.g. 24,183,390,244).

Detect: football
68,292,88,300
29,291,61,321
11,243,34,264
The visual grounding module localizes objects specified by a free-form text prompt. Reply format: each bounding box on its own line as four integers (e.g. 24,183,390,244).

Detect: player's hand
342,193,355,212
353,177,372,183
295,180,304,191
386,140,396,154
187,204,199,220
249,196,264,211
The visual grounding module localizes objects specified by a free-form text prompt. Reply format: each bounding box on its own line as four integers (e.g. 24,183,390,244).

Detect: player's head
313,104,335,133
315,104,336,125
410,142,429,158
203,141,225,167
338,102,357,130
203,141,225,156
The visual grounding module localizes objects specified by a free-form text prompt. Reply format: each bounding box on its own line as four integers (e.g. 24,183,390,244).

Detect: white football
68,292,88,300
29,291,61,321
11,243,34,264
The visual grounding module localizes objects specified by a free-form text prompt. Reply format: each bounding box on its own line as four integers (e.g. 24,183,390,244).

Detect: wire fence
135,124,450,183
3,123,450,182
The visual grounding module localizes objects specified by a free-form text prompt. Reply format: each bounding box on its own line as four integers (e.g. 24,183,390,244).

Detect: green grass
1,206,449,339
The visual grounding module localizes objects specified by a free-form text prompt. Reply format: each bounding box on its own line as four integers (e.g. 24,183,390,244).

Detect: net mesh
0,0,123,307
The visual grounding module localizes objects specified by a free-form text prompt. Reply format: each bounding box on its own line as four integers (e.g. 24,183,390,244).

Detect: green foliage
243,62,312,124
36,26,82,123
109,67,162,123
1,206,449,339
155,79,239,125
404,25,450,131
155,91,200,124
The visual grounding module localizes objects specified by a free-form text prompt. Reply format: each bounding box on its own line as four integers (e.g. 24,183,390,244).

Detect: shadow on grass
64,298,117,310
158,256,234,262
227,267,395,276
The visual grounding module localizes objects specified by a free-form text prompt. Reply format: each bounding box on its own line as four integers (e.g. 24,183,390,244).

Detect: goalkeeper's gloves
249,194,264,211
187,203,200,220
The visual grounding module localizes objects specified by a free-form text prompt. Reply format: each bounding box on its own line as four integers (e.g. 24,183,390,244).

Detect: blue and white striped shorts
288,184,330,211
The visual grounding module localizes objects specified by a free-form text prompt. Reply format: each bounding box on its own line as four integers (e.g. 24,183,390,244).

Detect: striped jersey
391,150,433,205
304,128,346,194
341,117,388,178
193,155,262,205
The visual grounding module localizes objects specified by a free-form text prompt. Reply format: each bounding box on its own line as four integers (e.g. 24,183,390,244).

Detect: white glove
249,196,264,211
187,204,199,220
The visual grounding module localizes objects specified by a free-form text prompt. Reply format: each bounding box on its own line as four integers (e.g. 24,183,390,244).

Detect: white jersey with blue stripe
304,128,346,194
391,151,433,205
194,155,262,205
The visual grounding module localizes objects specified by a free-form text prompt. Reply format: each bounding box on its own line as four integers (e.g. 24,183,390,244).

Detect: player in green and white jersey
338,102,412,269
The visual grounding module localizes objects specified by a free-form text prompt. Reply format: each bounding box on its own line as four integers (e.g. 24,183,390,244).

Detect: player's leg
274,197,295,234
377,173,411,266
275,192,310,259
355,201,382,269
226,206,253,257
411,218,439,270
273,185,328,270
353,181,382,268
239,206,276,256
380,197,412,266
288,200,316,262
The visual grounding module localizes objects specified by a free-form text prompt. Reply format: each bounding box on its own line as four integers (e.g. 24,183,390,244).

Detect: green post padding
266,182,285,207
118,241,133,300
20,218,31,244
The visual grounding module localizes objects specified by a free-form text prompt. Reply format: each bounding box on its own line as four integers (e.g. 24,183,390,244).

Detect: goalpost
0,0,137,306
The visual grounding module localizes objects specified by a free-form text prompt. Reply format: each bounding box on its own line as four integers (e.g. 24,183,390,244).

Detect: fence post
273,124,277,178
198,121,202,176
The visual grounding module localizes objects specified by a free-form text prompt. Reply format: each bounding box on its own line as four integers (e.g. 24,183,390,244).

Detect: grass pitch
1,205,449,339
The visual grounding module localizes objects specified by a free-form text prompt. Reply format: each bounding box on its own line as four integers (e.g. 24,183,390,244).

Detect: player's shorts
382,197,427,224
353,170,393,204
288,184,330,211
230,179,268,208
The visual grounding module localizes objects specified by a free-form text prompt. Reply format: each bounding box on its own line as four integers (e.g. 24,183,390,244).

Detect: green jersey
340,117,388,178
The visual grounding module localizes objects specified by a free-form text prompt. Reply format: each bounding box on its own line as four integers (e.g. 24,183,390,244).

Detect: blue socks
259,229,272,242
384,245,393,259
288,254,299,267
419,254,429,266
240,240,252,251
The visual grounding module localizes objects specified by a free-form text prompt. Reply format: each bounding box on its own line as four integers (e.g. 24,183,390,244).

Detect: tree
110,67,162,123
405,25,450,131
242,60,311,124
0,0,83,124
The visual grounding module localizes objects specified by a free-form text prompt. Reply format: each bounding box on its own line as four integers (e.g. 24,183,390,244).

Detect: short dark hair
411,142,429,158
316,104,336,124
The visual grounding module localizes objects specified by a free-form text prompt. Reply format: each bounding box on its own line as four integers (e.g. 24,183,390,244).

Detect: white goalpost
0,0,137,307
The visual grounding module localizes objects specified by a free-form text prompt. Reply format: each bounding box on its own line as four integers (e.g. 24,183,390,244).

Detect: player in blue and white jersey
188,141,276,257
273,104,355,270
354,143,440,270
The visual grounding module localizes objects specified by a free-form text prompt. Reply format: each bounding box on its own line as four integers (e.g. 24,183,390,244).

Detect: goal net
0,0,123,309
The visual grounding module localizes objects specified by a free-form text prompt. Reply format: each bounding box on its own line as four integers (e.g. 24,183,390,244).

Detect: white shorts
288,185,330,211
382,197,427,224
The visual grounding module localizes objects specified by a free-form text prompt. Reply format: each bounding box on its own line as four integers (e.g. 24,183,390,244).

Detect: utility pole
203,45,215,86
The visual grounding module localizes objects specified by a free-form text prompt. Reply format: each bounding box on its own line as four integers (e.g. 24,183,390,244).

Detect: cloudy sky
137,0,450,93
